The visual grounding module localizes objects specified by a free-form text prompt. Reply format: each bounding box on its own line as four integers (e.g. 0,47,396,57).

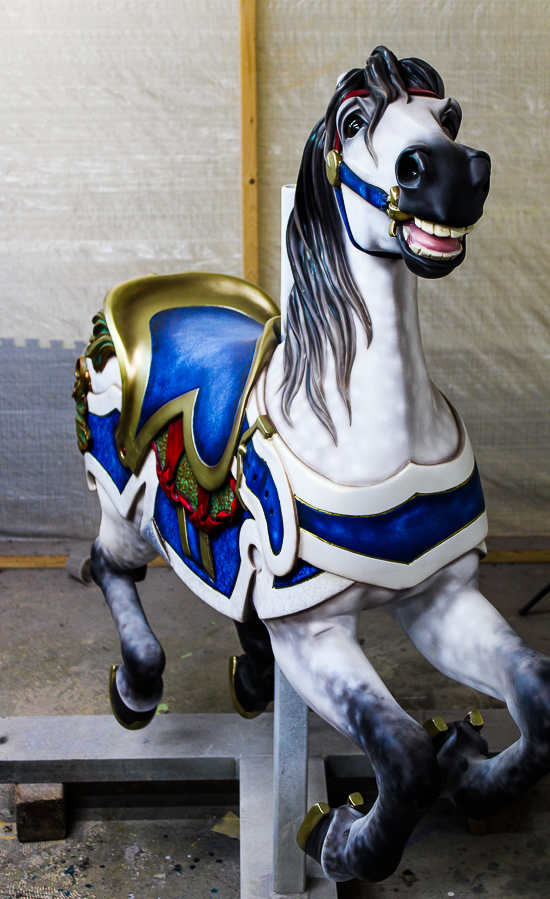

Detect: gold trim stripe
295,461,478,519
199,531,216,580
176,504,191,558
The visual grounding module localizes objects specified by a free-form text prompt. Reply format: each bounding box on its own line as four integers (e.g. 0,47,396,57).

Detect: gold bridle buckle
325,150,342,188
386,185,413,236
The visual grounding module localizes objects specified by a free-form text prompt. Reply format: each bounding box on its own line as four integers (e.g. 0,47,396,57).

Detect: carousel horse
73,46,550,883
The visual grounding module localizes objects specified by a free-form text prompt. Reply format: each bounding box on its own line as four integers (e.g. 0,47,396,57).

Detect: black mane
282,46,444,442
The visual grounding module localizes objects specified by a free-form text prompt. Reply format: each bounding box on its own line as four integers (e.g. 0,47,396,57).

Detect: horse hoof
297,801,363,881
423,715,449,739
109,664,158,730
228,655,270,719
467,709,484,731
431,715,490,816
296,801,331,852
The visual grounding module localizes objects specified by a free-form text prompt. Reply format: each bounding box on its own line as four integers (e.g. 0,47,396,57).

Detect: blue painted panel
242,442,284,555
210,514,250,598
153,487,181,557
274,559,321,589
88,410,132,493
138,306,263,466
296,464,485,565
153,486,248,599
185,515,204,569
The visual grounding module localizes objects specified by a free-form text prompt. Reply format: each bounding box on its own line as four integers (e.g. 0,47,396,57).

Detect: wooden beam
240,0,258,284
1,550,550,570
0,555,167,569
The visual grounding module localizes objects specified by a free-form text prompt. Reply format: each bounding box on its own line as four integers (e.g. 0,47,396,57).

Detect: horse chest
265,325,452,486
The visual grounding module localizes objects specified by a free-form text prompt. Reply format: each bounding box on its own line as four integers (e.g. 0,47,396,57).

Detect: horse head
323,45,491,279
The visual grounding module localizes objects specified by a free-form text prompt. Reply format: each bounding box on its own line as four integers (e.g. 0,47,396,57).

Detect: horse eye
343,113,367,139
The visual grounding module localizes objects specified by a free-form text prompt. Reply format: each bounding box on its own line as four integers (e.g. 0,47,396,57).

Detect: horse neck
265,248,460,486
346,250,430,405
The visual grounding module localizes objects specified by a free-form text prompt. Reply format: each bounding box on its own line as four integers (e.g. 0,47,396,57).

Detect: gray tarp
0,1,548,537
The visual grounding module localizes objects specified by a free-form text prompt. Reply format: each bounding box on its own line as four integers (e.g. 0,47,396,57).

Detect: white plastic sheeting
0,0,549,535
0,0,241,346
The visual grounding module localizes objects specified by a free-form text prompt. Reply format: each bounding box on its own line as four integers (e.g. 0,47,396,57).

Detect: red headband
333,88,441,152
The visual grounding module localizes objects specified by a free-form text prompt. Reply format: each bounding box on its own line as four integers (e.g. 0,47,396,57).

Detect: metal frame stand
239,664,335,898
0,703,516,897
273,664,309,894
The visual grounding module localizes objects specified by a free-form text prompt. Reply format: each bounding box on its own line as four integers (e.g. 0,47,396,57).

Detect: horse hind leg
90,482,164,729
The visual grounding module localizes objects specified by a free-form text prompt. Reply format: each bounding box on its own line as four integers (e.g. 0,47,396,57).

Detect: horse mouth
403,219,474,261
396,217,475,278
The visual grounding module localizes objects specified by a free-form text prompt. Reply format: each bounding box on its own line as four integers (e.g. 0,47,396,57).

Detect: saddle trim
103,271,280,488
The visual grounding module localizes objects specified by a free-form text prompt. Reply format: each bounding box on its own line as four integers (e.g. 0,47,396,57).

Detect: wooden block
468,800,522,836
15,783,66,842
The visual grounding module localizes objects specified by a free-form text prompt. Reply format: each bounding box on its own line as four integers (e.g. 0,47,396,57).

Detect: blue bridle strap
334,161,401,259
338,161,390,212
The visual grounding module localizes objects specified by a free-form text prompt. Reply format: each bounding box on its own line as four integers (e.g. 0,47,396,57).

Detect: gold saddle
101,271,280,489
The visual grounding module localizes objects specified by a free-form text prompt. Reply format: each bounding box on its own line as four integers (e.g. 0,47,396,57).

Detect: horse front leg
90,482,164,729
264,586,441,883
390,550,550,819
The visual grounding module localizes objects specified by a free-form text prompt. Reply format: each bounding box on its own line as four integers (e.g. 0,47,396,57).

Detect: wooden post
240,0,258,285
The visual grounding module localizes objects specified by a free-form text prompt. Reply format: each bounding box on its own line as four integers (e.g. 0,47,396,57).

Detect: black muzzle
395,139,491,227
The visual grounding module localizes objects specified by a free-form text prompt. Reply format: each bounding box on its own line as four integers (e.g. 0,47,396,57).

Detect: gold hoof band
108,664,157,731
227,655,265,720
347,792,364,809
467,709,484,730
297,802,331,852
422,715,449,739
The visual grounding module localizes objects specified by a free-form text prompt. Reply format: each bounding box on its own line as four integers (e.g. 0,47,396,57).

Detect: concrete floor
2,538,550,897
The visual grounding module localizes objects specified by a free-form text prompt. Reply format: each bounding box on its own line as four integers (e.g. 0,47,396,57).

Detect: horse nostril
396,149,427,189
470,154,491,196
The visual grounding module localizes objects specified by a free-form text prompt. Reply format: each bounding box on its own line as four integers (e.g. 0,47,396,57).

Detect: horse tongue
408,221,461,254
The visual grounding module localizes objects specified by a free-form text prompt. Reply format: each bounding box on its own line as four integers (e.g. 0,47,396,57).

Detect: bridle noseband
326,88,440,258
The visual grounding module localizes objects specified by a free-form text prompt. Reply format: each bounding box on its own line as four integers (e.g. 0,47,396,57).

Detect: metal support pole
273,662,309,895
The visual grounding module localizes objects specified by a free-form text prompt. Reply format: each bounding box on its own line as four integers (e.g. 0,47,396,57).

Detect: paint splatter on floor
0,789,239,899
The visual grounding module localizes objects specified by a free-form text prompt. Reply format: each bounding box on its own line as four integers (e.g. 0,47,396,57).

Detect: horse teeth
414,219,475,239
410,242,461,261
414,218,434,235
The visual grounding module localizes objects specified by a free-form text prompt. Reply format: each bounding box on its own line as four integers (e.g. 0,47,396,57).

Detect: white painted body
82,72,550,884
85,93,489,621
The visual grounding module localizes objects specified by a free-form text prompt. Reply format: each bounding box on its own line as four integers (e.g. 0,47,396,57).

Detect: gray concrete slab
2,559,550,897
0,709,520,785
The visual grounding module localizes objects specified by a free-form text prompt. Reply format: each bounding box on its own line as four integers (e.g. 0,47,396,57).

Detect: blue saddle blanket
138,306,266,467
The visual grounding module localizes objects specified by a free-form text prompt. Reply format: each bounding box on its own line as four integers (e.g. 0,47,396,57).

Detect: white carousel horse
74,46,550,883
